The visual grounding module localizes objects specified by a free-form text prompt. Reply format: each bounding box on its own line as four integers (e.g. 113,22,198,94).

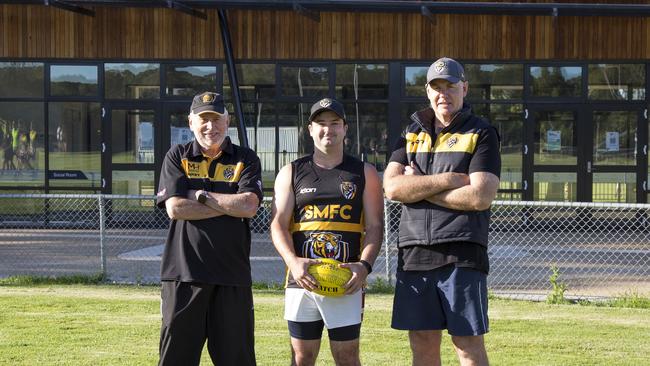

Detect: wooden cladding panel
1,5,649,60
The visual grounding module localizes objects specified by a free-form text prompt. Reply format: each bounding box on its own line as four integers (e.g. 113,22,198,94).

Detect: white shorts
284,288,363,329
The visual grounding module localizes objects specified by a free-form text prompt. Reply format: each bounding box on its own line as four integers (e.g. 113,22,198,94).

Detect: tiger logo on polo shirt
223,166,235,180
302,232,350,262
181,159,244,183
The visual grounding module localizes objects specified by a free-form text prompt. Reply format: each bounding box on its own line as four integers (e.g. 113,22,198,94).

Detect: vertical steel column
218,9,249,148
98,195,106,278
383,199,391,284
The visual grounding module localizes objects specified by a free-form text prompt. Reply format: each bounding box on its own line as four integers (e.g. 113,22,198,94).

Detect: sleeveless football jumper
286,154,366,288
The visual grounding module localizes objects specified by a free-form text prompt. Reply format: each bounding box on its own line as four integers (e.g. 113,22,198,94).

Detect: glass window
0,190,46,216
111,109,155,164
0,62,44,97
404,66,428,97
105,63,160,99
593,172,636,203
169,110,193,147
488,104,523,191
112,170,155,196
344,103,389,171
588,64,645,100
276,102,312,164
534,110,577,165
400,102,429,132
0,102,44,187
48,102,101,188
534,172,577,202
530,66,582,98
281,66,328,97
592,111,636,166
336,64,389,99
165,65,216,97
465,64,523,100
225,102,276,187
224,64,276,100
50,65,98,96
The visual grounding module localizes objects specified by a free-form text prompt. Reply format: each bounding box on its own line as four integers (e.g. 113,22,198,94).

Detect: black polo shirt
156,137,263,286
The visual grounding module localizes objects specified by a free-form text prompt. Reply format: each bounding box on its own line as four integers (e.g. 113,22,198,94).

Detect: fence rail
1,194,648,300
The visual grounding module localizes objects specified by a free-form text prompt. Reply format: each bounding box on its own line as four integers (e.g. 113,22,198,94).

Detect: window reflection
534,172,577,202
276,103,312,164
48,102,101,188
224,64,276,100
112,109,155,164
484,104,523,191
50,65,98,96
165,65,216,97
404,66,428,97
465,64,523,100
344,103,388,171
593,111,636,166
112,170,155,197
105,63,160,99
281,66,328,97
534,111,577,165
336,64,389,99
0,62,44,97
0,102,44,186
400,102,429,132
530,66,582,97
588,64,645,100
593,172,636,203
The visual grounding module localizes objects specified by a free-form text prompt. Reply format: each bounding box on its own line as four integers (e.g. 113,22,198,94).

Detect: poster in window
605,131,619,152
546,130,561,151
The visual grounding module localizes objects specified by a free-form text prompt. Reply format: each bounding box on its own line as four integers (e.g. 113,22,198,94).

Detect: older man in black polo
156,91,262,366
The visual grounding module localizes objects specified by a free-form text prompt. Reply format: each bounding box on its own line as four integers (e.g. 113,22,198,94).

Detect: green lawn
0,285,648,365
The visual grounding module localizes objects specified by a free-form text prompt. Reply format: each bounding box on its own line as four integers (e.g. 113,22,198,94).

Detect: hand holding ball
307,258,352,297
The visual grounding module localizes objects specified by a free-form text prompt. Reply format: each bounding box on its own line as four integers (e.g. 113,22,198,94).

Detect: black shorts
159,281,256,366
288,320,361,342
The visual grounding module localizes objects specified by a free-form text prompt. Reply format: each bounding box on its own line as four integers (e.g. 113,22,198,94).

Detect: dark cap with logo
190,92,226,115
426,57,466,84
308,98,346,123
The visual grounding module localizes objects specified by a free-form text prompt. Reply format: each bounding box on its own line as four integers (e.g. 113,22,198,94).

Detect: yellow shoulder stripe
434,132,478,153
405,131,433,153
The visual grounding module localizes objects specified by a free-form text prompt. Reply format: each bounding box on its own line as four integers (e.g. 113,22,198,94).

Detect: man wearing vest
156,92,262,365
384,57,501,366
271,98,384,366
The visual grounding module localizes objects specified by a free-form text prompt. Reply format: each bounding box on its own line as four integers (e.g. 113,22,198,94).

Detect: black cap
426,57,466,84
190,92,226,115
308,98,346,122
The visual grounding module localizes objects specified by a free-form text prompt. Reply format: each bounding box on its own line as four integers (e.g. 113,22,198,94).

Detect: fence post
383,199,391,284
98,195,106,278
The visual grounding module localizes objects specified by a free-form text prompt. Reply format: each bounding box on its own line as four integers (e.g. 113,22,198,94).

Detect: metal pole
98,195,106,279
218,9,249,148
383,199,391,284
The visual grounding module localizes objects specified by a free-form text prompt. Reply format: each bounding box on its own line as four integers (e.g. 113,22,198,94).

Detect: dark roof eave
2,1,650,17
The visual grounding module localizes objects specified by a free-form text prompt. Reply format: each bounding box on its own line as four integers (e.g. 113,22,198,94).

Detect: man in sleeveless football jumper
271,98,384,366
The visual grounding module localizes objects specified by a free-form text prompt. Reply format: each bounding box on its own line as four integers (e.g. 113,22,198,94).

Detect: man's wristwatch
359,259,373,274
197,191,208,204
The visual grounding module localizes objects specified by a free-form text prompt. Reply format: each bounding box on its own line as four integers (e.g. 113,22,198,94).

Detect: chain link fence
1,194,648,300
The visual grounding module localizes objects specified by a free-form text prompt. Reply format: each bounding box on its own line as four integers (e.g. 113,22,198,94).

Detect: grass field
0,284,649,366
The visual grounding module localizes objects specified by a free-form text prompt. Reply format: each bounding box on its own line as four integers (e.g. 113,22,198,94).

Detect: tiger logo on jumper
302,232,349,261
340,181,357,200
223,166,235,180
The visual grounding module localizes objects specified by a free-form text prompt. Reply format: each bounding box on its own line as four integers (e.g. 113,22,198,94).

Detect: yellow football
307,258,352,297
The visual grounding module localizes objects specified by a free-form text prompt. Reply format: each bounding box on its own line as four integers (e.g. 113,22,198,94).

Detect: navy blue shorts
391,265,489,336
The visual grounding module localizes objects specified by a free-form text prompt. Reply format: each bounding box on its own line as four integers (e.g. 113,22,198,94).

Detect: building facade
1,2,649,203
